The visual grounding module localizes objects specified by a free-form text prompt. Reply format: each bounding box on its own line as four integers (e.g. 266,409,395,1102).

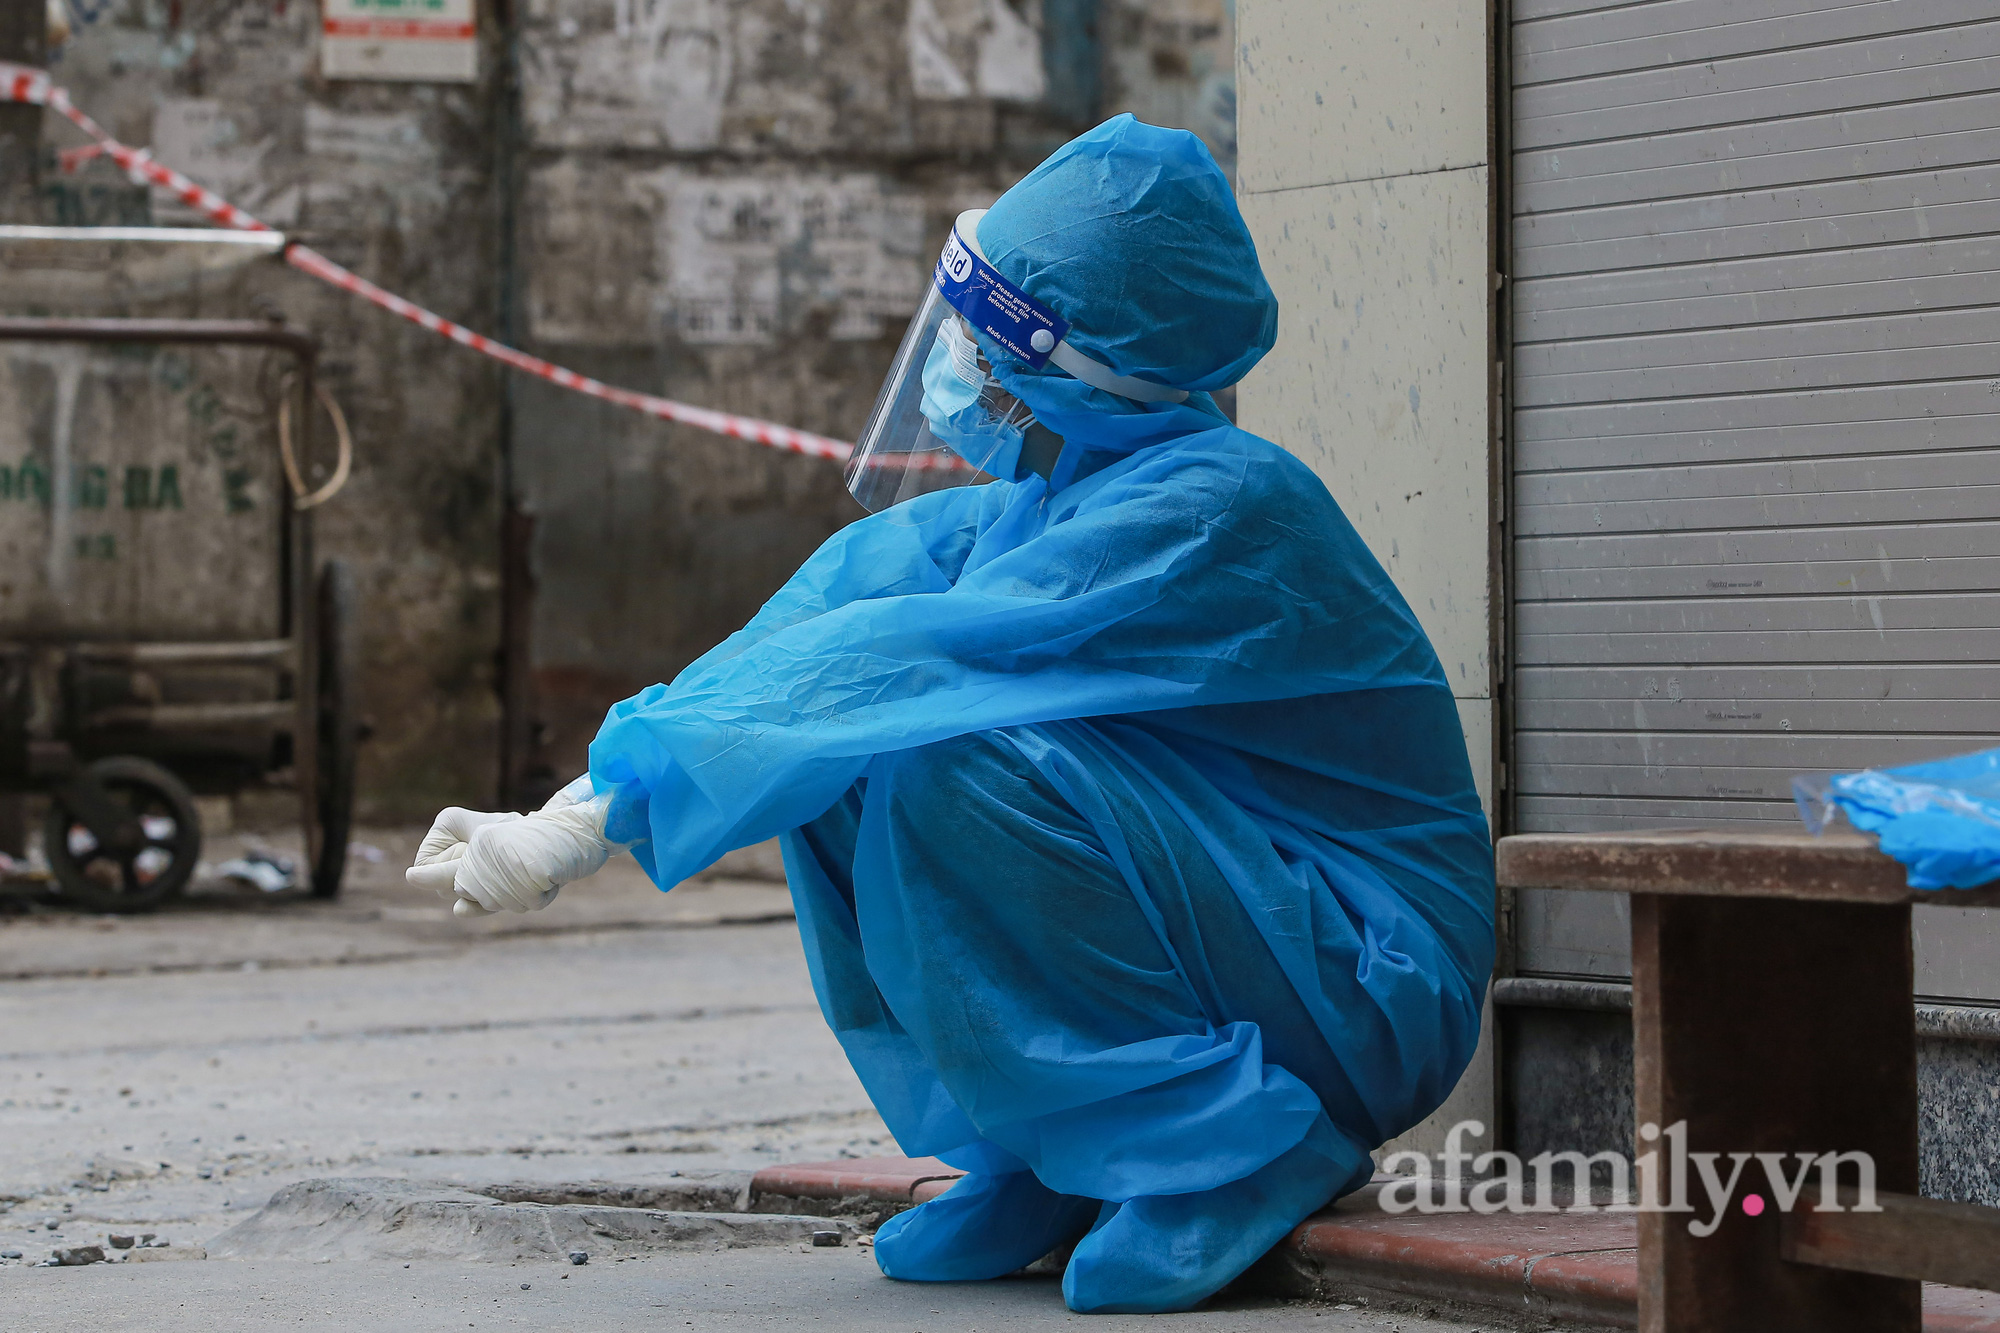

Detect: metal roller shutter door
1508,0,2000,995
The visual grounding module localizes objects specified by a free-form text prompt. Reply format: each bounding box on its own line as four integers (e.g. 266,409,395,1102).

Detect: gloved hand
405,775,620,916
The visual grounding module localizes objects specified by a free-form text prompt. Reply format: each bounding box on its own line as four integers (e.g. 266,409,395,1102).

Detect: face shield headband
934,210,1191,406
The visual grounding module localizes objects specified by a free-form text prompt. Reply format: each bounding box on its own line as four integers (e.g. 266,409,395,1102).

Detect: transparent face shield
843,284,1026,515
845,209,1192,516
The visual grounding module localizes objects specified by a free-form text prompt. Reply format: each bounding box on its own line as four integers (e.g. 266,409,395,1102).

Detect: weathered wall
1100,0,1235,179
1233,0,1498,1157
8,0,508,821
509,0,1240,796
0,0,47,218
6,0,1236,820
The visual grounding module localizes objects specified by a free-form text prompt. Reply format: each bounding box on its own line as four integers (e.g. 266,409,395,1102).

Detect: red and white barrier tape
2,62,856,464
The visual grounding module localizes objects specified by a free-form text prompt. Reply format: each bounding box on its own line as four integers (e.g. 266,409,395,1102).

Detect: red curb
750,1157,963,1204
759,1157,1999,1329
1280,1196,1998,1332
1522,1249,1639,1321
1276,1201,1637,1323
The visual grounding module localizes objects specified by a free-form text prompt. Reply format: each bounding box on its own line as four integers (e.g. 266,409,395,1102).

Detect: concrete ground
0,1248,1488,1332
0,828,886,1255
0,826,1501,1331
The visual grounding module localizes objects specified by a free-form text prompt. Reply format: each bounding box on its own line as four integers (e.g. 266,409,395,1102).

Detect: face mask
918,317,1034,481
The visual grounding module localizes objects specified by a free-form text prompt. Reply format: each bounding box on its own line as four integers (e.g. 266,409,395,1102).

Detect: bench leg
1631,894,1920,1333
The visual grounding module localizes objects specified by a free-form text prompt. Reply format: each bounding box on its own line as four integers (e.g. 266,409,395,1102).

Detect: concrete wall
11,1,1236,820
1233,0,1499,1159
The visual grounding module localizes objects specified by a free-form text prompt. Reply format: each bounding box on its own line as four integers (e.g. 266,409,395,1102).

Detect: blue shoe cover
1060,1117,1366,1314
874,1169,1100,1283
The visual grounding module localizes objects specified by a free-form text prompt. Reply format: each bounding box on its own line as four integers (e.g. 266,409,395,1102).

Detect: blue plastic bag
1794,747,2000,890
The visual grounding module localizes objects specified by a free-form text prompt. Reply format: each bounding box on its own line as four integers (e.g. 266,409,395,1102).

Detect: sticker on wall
321,0,477,83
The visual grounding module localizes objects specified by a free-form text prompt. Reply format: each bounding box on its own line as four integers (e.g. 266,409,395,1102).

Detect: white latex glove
405,775,618,916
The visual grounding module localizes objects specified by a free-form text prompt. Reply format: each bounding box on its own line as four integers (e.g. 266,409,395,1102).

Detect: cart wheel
311,559,359,898
44,757,201,914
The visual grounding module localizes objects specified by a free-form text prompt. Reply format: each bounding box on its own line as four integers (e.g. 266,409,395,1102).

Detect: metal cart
0,314,358,912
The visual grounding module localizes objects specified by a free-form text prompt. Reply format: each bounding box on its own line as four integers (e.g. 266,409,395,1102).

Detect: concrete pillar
1234,0,1499,1164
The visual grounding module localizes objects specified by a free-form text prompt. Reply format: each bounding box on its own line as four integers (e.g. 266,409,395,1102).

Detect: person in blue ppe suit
408,115,1495,1314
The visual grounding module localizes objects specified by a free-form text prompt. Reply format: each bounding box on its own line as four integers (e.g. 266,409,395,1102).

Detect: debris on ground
124,1245,204,1262
212,853,298,893
208,1179,857,1263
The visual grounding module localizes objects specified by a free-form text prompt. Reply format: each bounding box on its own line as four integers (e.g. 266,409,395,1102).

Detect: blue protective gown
589,116,1496,1313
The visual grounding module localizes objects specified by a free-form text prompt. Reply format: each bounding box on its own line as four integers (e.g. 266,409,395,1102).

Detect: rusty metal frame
0,316,326,863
